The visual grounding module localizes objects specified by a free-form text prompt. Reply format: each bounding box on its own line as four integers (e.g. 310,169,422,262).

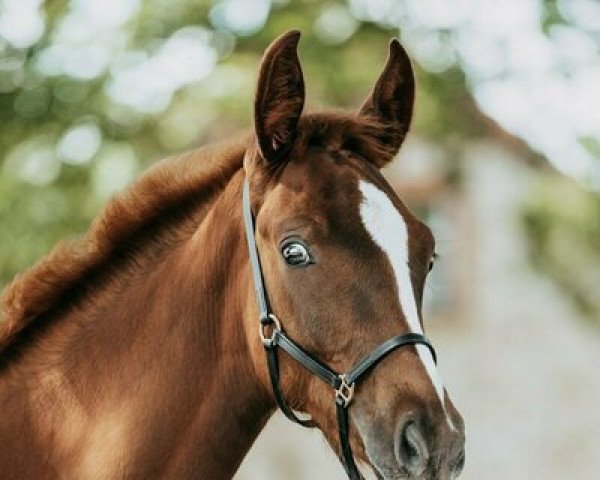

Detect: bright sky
1,0,598,189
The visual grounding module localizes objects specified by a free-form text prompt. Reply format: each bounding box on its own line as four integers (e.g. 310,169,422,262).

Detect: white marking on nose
358,180,454,429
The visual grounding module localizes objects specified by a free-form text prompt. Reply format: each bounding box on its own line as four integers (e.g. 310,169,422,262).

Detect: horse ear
254,30,305,165
358,39,415,166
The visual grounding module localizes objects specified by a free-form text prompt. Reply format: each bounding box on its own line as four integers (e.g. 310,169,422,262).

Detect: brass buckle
259,314,281,347
335,374,355,407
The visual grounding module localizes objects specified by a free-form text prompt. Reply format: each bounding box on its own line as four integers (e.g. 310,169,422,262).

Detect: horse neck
1,170,273,479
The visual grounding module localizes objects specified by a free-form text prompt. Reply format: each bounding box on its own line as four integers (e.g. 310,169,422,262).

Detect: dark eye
281,242,312,267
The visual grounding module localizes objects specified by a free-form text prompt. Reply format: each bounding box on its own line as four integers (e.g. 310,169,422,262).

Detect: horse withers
0,31,464,479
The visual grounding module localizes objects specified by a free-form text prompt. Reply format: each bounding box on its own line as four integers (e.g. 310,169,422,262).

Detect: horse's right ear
254,30,305,165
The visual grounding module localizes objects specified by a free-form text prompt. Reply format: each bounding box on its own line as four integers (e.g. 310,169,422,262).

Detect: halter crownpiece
242,179,437,479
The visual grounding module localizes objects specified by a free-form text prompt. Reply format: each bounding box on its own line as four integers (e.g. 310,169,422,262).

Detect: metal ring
335,374,355,408
259,314,281,346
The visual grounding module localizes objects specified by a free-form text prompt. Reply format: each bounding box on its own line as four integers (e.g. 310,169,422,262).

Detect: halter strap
346,332,436,385
242,180,270,324
242,178,437,480
243,180,313,426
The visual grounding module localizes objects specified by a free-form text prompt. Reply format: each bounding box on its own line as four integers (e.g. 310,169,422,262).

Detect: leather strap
346,333,436,385
274,330,340,388
264,343,315,427
336,333,435,480
337,401,360,480
276,329,435,391
242,180,271,323
244,180,317,426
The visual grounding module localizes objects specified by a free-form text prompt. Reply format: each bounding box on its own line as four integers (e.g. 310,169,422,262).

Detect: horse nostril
395,419,429,476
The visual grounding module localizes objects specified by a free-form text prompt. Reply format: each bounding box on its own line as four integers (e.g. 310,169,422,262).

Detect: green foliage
522,178,600,324
0,0,480,288
540,0,568,34
0,0,598,327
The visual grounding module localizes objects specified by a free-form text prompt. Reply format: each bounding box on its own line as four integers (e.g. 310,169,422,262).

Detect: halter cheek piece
242,180,437,480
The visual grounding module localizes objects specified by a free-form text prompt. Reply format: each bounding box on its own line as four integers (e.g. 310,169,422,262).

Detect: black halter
242,180,437,479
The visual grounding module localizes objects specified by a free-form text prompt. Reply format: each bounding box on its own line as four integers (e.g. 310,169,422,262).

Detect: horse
0,31,465,479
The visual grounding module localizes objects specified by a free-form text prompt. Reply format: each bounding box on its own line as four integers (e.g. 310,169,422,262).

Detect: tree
1,0,598,323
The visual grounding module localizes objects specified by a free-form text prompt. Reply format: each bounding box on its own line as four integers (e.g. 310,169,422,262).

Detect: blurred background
0,0,599,478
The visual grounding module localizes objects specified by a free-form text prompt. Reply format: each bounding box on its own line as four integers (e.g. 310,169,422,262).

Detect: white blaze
358,180,452,427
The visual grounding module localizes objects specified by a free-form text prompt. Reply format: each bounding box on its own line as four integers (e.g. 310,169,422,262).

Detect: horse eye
281,242,312,267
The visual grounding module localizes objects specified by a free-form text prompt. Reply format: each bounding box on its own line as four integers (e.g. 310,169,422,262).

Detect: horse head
242,31,465,480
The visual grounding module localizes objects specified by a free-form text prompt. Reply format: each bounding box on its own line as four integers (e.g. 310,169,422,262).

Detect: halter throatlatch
242,179,437,480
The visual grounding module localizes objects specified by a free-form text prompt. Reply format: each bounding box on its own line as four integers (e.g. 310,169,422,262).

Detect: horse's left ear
254,30,305,165
358,39,415,167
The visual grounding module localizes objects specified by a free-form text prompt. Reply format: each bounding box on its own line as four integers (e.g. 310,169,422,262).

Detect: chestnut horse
0,31,464,479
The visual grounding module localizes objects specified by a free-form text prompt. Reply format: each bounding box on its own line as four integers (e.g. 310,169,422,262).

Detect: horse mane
0,112,397,356
0,132,250,353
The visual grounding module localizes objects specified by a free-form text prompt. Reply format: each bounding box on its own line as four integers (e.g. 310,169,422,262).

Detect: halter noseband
242,180,437,480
